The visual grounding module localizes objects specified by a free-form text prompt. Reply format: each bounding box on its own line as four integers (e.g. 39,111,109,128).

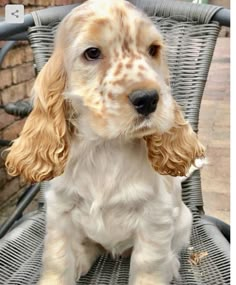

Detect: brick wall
0,0,78,210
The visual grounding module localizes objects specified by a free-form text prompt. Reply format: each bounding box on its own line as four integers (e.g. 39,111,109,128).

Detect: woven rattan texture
0,211,230,285
130,0,221,25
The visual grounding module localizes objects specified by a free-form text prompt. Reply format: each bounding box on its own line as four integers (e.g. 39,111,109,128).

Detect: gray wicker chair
0,1,230,284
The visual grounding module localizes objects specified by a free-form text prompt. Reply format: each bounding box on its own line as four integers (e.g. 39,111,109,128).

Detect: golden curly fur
5,51,72,182
144,103,205,176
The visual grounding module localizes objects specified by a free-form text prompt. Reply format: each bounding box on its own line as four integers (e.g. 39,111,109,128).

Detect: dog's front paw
37,273,70,285
131,273,168,285
75,261,91,281
134,279,167,285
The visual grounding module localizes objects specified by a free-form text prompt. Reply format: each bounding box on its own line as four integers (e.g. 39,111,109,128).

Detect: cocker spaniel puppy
6,0,205,284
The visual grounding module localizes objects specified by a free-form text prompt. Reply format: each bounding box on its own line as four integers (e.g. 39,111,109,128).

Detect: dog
5,0,205,284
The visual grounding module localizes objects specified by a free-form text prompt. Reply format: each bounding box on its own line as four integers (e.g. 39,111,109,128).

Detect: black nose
128,89,159,116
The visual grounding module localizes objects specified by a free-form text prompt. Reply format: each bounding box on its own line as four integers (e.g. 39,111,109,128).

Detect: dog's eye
84,48,102,61
148,44,160,57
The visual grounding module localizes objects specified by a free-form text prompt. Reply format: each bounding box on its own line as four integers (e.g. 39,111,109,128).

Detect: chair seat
0,211,230,285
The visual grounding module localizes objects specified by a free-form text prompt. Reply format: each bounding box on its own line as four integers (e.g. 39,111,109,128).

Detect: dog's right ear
5,50,72,183
144,103,205,177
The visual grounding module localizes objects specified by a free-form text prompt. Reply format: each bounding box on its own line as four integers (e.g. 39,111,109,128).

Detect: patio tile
199,37,230,224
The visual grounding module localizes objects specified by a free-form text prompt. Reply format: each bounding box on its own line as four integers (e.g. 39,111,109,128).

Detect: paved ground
199,37,230,224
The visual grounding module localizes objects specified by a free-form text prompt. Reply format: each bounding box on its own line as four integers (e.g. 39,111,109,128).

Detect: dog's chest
66,139,157,252
71,199,142,253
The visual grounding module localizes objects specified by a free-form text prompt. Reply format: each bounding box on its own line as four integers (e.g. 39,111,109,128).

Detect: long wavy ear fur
144,103,205,176
5,51,71,183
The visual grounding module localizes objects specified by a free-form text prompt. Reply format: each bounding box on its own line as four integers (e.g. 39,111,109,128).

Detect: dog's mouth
134,115,153,128
131,116,156,137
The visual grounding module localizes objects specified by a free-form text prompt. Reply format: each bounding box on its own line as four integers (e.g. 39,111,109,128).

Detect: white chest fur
45,138,180,254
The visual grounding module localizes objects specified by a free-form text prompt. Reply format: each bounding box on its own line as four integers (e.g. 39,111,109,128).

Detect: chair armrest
130,0,230,27
202,215,230,243
212,8,230,27
0,14,34,40
0,184,41,239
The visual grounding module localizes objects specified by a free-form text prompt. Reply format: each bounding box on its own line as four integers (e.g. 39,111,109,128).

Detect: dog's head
5,0,205,182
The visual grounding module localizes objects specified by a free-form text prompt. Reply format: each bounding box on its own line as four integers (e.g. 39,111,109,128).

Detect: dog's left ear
144,103,205,176
5,50,72,183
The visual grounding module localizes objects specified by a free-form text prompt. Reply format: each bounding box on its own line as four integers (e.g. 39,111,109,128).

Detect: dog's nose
128,89,159,116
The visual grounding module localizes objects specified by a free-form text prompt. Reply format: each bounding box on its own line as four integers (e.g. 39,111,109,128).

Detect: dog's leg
129,218,179,285
38,228,76,285
129,273,167,285
172,202,192,253
38,228,103,285
74,238,104,280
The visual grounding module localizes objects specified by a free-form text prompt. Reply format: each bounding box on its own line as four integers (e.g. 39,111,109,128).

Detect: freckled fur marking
138,65,146,71
94,18,109,27
108,92,113,99
112,78,125,86
137,72,144,78
87,18,110,38
126,62,133,69
114,62,123,76
99,58,111,84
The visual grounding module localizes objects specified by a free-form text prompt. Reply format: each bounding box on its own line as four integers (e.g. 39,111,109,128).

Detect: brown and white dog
6,0,205,284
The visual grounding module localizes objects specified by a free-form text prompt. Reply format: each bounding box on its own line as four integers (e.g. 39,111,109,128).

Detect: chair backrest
28,0,222,216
